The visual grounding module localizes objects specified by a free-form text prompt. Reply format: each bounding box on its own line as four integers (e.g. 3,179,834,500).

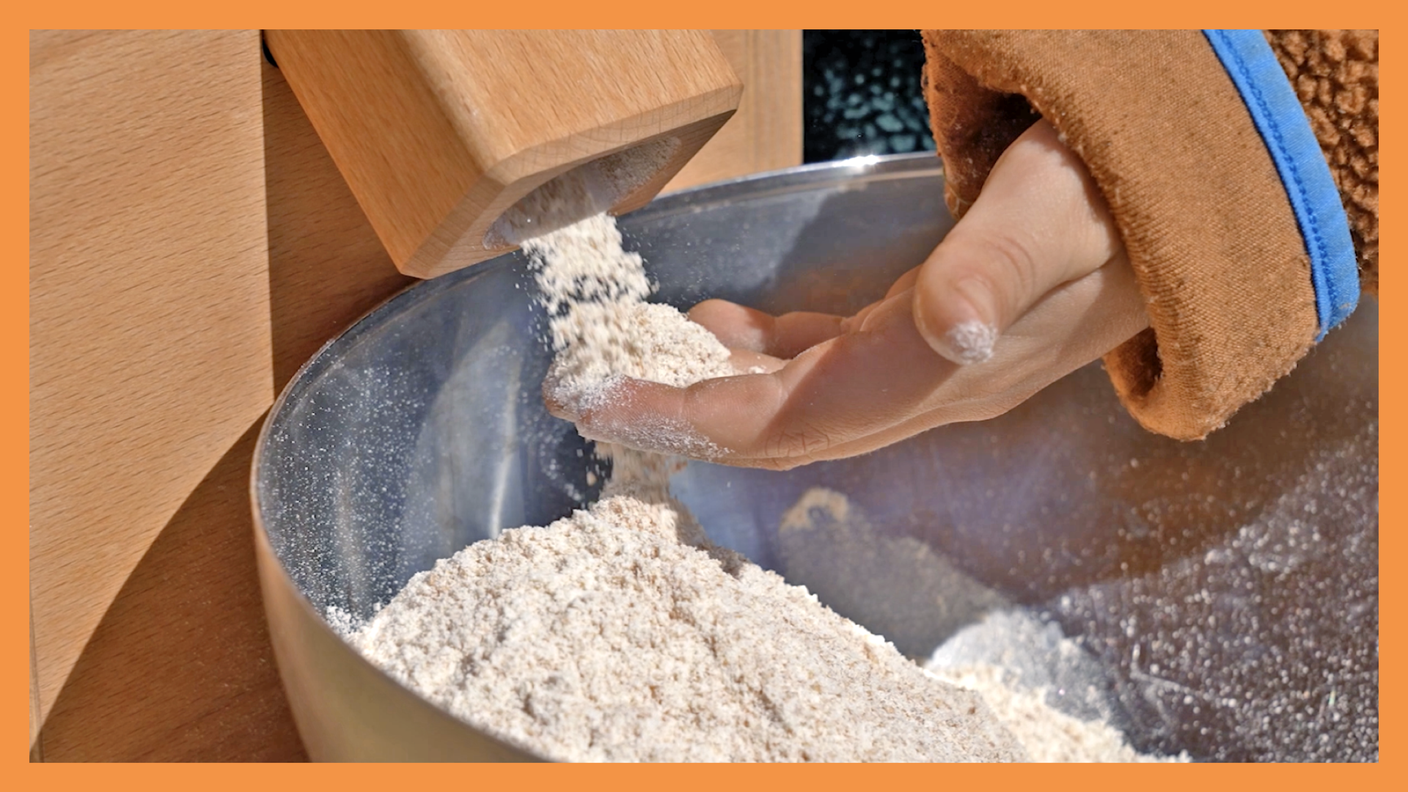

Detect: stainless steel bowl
252,154,1378,762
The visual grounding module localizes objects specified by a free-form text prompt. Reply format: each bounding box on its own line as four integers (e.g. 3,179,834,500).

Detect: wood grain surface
29,30,273,743
28,50,426,765
265,30,743,277
36,420,307,762
29,29,802,761
665,30,804,192
261,57,415,391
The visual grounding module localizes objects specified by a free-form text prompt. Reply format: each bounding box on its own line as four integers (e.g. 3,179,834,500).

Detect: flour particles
350,493,1025,762
926,664,1184,763
347,212,1028,761
523,213,734,460
925,609,1188,763
343,212,1159,763
524,213,734,403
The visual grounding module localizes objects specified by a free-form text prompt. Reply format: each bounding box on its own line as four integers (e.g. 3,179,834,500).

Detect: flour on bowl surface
350,492,1025,762
926,610,1189,763
342,212,1151,762
926,663,1185,763
523,212,734,407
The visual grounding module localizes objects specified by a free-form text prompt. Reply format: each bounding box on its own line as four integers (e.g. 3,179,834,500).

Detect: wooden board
266,30,743,276
29,50,423,764
35,419,307,762
28,29,802,761
29,30,273,744
261,56,416,391
665,31,803,192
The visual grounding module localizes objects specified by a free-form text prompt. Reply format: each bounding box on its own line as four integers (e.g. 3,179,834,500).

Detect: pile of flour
342,212,1176,763
777,487,1185,763
527,214,732,402
528,214,733,460
350,493,1023,761
927,664,1181,763
345,213,1028,762
926,610,1188,763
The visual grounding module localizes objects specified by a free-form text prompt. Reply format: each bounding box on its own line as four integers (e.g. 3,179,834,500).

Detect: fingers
718,254,1150,468
688,266,922,357
843,266,922,330
552,289,959,469
913,118,1125,365
546,253,1150,470
885,266,922,299
687,299,846,359
725,347,787,376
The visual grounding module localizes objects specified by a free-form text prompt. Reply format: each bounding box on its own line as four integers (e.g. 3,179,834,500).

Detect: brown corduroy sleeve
921,30,1342,441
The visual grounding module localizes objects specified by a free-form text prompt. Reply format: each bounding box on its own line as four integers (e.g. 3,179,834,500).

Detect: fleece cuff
1205,29,1359,339
923,30,1323,440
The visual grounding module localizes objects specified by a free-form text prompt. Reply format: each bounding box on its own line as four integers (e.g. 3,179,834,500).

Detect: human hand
547,119,1150,470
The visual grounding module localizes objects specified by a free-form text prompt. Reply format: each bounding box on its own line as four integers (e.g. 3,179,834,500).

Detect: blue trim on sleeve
1203,30,1359,340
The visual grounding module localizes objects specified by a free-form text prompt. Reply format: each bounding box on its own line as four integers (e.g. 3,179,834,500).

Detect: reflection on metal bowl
252,154,1378,762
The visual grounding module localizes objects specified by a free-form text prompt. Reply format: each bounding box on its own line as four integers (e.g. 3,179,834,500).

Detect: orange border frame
15,1,1393,786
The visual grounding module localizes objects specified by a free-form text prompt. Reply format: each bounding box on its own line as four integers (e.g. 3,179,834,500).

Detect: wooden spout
264,30,743,278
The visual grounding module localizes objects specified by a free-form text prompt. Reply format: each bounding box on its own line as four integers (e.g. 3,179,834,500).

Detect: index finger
547,289,960,467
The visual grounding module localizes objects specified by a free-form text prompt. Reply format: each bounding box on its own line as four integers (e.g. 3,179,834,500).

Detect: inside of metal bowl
255,155,1378,762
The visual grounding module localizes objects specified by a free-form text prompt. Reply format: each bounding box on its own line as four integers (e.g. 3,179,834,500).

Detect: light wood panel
29,30,273,739
265,30,743,277
29,50,419,763
665,30,804,192
261,57,415,390
37,420,307,762
28,28,803,761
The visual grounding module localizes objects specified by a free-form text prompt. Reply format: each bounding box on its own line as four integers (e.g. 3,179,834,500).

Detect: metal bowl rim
250,151,946,553
246,152,946,761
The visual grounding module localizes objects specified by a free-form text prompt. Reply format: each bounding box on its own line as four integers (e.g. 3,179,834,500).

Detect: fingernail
944,320,997,363
914,276,998,365
543,382,581,422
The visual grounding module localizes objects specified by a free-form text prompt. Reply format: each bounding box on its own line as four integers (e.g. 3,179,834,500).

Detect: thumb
914,118,1125,364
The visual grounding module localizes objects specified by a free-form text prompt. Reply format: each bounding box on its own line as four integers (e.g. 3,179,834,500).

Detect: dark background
803,31,935,163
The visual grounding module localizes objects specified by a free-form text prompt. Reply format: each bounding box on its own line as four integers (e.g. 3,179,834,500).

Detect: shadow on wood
38,419,307,761
262,58,415,393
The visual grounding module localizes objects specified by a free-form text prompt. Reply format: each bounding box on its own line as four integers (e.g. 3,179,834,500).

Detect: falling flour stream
335,213,1181,762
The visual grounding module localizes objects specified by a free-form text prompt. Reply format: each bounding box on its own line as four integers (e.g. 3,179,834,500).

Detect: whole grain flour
342,213,1146,762
350,493,1024,761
